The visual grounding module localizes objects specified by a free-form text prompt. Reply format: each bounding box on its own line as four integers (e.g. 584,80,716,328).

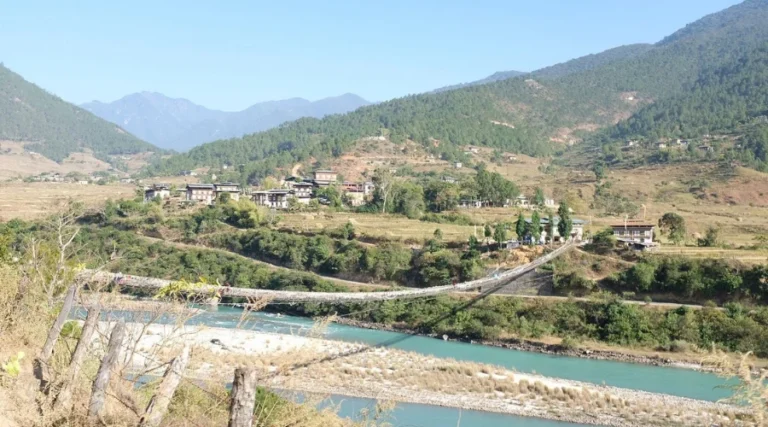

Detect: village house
441,176,457,184
345,191,367,207
179,170,198,177
214,182,241,201
312,170,337,186
459,199,483,209
544,198,556,208
252,189,290,209
288,182,314,204
454,162,463,169
611,221,656,249
186,183,216,204
468,146,480,154
144,183,171,202
524,217,585,243
514,195,530,208
363,181,375,196
657,143,668,149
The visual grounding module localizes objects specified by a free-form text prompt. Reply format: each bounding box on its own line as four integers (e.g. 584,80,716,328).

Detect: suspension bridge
83,242,575,303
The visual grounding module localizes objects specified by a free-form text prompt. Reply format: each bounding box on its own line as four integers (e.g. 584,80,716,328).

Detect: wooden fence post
52,306,101,412
138,345,191,427
88,319,126,420
228,368,258,427
36,284,78,386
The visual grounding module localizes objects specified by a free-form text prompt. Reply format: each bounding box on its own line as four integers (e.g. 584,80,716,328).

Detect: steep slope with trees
0,64,156,162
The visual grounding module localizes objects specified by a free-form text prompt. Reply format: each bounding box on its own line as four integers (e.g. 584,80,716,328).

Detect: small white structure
345,191,366,207
454,162,463,169
144,183,171,202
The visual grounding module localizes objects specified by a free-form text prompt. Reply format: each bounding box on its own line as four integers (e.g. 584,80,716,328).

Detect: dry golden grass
0,142,115,180
278,212,478,243
0,182,138,221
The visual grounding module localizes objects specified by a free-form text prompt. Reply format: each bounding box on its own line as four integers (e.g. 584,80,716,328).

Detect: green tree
533,187,546,207
557,201,573,241
484,224,492,247
515,212,527,241
217,192,231,204
658,213,687,245
424,181,460,212
592,161,607,181
698,226,720,247
493,224,507,250
316,186,343,209
546,210,555,244
530,211,542,244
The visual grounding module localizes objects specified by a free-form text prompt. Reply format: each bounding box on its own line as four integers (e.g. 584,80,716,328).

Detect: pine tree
557,202,573,242
515,212,527,241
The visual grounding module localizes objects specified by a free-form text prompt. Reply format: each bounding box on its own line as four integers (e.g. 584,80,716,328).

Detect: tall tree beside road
557,202,573,242
515,212,527,241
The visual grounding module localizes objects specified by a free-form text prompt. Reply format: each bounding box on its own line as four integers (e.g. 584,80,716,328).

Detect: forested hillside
146,76,630,181
147,0,768,182
612,45,768,140
532,44,654,80
0,64,156,162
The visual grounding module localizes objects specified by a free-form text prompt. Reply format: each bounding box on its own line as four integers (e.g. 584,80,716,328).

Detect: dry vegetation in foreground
0,205,386,427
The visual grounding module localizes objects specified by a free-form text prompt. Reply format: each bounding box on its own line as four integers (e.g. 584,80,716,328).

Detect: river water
80,306,732,427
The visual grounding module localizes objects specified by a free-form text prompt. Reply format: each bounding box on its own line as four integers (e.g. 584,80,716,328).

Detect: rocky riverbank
97,320,745,427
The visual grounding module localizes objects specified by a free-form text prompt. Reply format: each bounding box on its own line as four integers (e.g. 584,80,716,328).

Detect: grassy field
278,212,479,243
0,182,138,221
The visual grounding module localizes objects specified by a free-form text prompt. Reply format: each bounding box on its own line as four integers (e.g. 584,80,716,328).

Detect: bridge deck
83,243,574,303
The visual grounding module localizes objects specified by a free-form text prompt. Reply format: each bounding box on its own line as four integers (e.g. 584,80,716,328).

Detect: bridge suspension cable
83,243,575,303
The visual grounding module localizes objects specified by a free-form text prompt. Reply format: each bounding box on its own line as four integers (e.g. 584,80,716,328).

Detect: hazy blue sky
0,0,741,110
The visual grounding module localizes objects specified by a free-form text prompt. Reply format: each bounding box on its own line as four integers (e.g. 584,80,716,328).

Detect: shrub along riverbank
282,295,768,358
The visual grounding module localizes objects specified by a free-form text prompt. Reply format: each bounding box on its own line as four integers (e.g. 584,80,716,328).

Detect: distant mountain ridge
82,92,370,151
432,70,528,92
0,64,155,163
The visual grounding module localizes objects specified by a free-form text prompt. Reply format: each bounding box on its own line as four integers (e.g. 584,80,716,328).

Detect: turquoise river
81,306,732,427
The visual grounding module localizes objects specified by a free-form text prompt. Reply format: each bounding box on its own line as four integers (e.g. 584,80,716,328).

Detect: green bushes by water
289,295,768,357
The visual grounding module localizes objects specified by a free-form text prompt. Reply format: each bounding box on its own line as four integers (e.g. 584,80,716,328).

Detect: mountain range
81,92,370,151
146,0,768,182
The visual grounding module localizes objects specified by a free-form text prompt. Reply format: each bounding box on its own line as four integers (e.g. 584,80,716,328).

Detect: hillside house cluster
252,170,375,209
